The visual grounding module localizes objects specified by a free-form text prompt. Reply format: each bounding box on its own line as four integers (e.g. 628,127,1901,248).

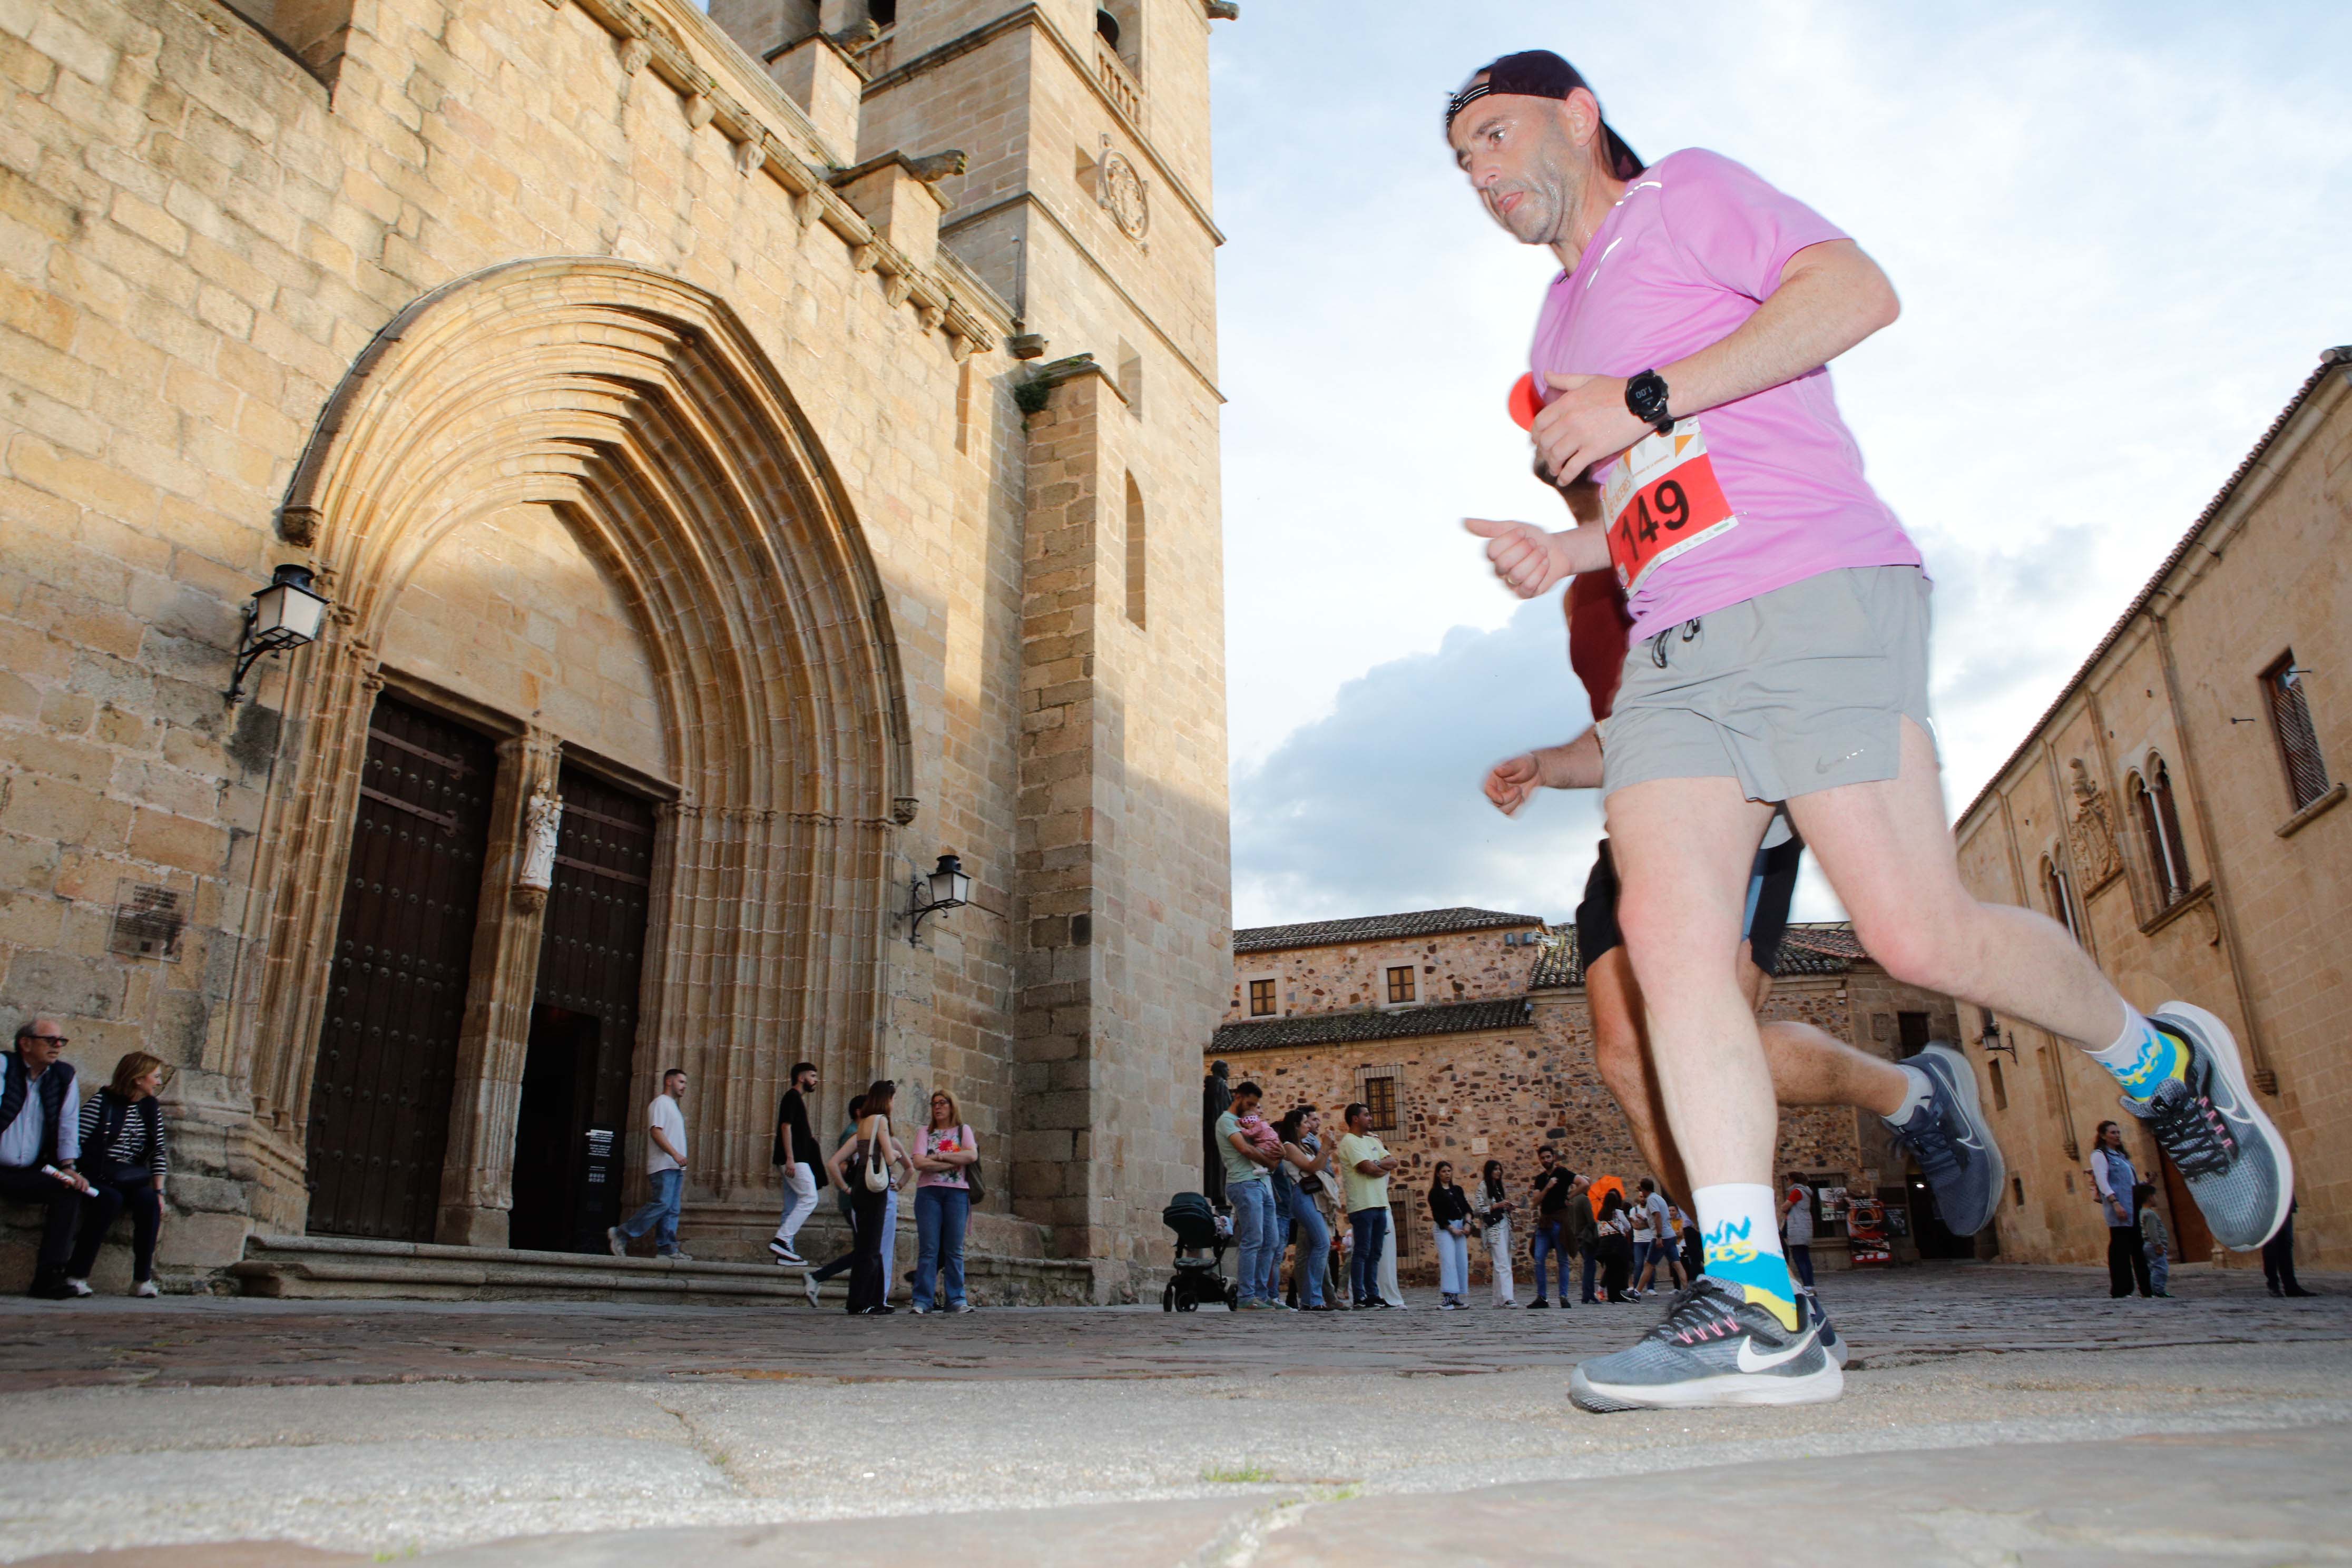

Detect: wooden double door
306,693,654,1247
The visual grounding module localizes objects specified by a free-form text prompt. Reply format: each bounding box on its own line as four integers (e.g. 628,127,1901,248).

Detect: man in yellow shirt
1337,1102,1399,1309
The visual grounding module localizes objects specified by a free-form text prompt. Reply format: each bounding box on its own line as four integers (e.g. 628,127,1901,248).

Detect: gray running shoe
1568,1277,1842,1412
1886,1041,2005,1237
1801,1291,1848,1369
2125,1004,2293,1250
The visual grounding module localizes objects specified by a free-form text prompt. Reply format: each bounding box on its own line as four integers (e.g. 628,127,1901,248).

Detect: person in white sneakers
769,1061,825,1267
610,1068,692,1261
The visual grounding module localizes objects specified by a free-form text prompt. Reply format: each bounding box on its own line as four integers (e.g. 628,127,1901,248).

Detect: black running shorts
1576,832,1806,977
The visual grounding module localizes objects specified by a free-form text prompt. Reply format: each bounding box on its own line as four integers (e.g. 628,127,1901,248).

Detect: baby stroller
1161,1191,1240,1311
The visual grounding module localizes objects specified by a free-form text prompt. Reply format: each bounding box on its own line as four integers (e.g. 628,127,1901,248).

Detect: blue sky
1208,1,2352,929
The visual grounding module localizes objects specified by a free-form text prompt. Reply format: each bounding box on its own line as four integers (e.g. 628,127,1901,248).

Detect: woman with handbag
909,1087,979,1315
1273,1107,1335,1311
1472,1159,1517,1307
827,1080,909,1315
1428,1161,1473,1309
63,1052,171,1297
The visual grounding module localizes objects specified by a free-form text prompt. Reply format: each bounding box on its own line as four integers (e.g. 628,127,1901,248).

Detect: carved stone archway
233,259,914,1234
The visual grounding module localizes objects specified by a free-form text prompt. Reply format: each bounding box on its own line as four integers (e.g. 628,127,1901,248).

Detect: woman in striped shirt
63,1052,169,1297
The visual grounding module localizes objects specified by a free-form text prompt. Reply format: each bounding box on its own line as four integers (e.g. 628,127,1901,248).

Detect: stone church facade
0,0,1235,1297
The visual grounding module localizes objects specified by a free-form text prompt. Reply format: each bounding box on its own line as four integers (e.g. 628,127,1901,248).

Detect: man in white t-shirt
610,1068,692,1261
1635,1181,1685,1296
1779,1175,1817,1289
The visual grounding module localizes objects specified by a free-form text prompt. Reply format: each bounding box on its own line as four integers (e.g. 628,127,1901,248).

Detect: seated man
0,1020,96,1299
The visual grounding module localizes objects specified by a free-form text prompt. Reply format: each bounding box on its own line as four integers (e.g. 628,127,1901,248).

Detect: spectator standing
1215,1081,1285,1309
1473,1158,1517,1307
609,1068,692,1261
909,1089,978,1315
1337,1102,1398,1308
2265,1199,2313,1298
828,1080,909,1315
2090,1120,2153,1299
1635,1180,1685,1296
1626,1177,1660,1299
1202,1061,1233,1206
1428,1162,1472,1309
1526,1147,1585,1308
803,1094,864,1305
1273,1108,1335,1311
65,1052,170,1297
1563,1175,1602,1304
0,1020,93,1299
1780,1174,1818,1290
769,1061,825,1266
2133,1181,2172,1298
1596,1190,1636,1302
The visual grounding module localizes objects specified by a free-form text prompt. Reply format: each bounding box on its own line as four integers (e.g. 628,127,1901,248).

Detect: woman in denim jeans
910,1088,979,1314
1273,1107,1335,1310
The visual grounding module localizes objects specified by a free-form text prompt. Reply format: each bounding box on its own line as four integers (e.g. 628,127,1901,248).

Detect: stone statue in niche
2066,759,2123,891
514,790,564,914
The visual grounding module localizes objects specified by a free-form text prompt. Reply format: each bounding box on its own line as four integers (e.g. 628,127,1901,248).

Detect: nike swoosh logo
1816,748,1865,775
1737,1329,1816,1373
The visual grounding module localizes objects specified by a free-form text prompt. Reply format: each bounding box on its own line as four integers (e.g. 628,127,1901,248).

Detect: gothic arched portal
233,259,915,1239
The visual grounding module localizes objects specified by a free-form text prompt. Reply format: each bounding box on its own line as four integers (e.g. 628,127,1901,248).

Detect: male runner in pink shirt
1448,50,2290,1412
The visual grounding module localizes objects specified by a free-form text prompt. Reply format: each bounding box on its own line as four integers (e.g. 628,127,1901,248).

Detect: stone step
230,1233,1100,1305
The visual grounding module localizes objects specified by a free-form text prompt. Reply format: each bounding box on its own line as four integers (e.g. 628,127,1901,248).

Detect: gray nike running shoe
1802,1291,1849,1369
1886,1041,2005,1237
2125,1003,2293,1250
1569,1277,1843,1413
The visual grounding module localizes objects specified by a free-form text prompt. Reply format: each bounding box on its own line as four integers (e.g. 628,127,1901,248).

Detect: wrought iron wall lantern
1978,1011,2019,1063
225,563,329,705
906,852,973,945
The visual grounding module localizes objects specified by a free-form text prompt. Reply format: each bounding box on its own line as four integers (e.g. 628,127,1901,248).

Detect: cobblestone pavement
1,1261,2342,1391
0,1263,2345,1566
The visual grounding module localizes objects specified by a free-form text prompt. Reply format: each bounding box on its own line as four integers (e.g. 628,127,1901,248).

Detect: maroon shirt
1566,571,1635,720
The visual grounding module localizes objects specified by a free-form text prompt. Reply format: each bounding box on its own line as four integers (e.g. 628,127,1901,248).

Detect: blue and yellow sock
1694,1183,1798,1332
2090,1008,2188,1102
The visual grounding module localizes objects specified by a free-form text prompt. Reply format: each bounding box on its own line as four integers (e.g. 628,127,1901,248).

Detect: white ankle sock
1883,1061,1934,1125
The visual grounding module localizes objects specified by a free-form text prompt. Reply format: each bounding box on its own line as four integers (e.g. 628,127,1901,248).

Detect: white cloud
1214,0,2352,927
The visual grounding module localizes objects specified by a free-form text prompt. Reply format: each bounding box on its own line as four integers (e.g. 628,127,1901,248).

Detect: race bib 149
1601,418,1739,593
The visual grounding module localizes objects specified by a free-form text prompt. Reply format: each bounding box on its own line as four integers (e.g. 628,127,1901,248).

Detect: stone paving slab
0,1263,2339,1393
0,1265,2345,1564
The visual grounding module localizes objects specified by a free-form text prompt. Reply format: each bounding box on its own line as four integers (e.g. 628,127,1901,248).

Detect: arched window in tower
1124,471,1147,630
2150,758,2192,903
1095,1,1142,88
1094,6,1118,46
867,0,898,27
2042,855,2079,943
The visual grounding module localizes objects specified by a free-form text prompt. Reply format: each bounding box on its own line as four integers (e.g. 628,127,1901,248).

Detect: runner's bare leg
1590,947,1910,1210
1604,780,1778,1191
1787,720,2125,1047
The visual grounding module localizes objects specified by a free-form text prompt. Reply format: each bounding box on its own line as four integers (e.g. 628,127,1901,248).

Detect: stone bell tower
709,0,1236,1294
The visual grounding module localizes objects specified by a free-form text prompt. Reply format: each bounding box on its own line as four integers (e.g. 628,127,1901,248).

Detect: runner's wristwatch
1624,369,1674,436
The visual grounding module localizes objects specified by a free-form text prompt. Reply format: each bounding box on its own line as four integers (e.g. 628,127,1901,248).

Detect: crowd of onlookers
1208,1077,1806,1311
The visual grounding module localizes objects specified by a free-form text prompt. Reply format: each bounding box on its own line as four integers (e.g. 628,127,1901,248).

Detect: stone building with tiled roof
1210,908,1967,1285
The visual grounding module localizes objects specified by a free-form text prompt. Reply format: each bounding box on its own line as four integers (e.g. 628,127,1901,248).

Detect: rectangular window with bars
1385,965,1415,1004
1361,1073,1397,1131
1248,977,1276,1017
2264,653,2330,812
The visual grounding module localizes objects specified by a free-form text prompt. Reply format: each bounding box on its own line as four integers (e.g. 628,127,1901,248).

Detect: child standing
2133,1181,2173,1298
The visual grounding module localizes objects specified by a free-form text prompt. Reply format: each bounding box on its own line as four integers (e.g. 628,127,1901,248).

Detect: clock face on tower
1100,150,1150,241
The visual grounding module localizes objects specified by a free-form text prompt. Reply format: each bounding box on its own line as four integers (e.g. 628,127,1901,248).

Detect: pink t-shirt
1529,149,1920,638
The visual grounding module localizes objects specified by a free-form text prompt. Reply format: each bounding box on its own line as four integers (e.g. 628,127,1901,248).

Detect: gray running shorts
1599,565,1935,804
